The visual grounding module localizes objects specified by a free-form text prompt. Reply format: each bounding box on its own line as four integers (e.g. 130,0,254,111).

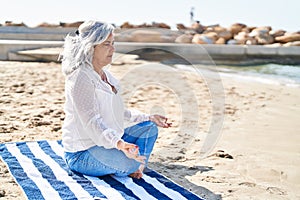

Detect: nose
108,45,115,55
111,44,115,52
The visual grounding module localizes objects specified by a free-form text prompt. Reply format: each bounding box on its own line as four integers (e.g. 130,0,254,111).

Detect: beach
0,58,299,199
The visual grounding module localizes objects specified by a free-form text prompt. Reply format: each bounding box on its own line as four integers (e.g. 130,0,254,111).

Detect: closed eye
104,40,115,46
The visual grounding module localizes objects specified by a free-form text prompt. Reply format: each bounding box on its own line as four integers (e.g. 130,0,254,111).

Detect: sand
0,58,299,200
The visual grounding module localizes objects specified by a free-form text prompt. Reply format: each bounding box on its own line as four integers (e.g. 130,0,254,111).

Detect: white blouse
62,66,149,152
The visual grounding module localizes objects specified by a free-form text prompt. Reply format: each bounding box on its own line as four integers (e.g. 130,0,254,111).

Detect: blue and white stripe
0,140,203,200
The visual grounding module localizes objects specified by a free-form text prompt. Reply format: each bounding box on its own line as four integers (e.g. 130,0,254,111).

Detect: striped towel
0,140,203,200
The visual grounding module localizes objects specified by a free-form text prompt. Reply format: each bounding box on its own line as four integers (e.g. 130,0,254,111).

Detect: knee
147,121,158,138
115,159,140,176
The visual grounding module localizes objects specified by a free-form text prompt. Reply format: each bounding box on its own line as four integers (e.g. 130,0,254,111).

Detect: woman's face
93,33,115,67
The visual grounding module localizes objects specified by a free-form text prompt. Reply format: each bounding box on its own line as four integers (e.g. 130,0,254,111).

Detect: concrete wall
0,40,63,60
114,43,300,65
0,26,76,41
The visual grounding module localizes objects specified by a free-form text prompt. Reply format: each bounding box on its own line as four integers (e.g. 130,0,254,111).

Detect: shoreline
173,64,300,88
0,60,299,199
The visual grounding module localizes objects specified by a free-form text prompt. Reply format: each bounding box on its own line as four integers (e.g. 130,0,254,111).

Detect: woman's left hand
149,114,172,128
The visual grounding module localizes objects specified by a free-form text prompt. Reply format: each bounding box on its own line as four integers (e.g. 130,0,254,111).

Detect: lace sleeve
71,72,121,149
124,108,150,124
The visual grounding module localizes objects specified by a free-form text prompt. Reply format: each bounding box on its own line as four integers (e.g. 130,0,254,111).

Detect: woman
60,21,171,179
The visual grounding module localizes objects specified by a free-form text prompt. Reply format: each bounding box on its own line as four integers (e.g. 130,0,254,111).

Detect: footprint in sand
201,176,225,183
210,150,234,159
266,186,287,195
238,182,256,187
0,190,5,197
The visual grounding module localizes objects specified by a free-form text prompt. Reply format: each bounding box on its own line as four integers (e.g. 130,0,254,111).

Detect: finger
161,117,169,125
161,122,172,128
157,118,166,125
124,143,137,149
157,121,166,127
132,147,139,155
158,115,167,121
165,122,172,127
162,121,171,128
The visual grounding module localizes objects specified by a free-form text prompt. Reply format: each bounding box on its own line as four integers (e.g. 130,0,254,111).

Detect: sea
175,63,300,88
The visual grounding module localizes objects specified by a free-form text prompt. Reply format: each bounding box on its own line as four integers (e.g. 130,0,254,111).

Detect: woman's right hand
117,140,146,164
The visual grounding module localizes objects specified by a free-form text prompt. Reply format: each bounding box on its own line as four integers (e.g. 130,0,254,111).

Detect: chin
107,58,112,64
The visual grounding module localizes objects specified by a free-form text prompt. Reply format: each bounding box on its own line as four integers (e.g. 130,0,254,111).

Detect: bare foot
129,169,143,179
129,165,145,179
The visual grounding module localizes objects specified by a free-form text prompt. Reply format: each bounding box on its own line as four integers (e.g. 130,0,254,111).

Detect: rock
205,26,233,40
247,27,275,45
120,22,135,29
130,30,173,43
275,33,300,43
270,29,286,37
229,23,247,35
192,33,216,44
175,34,193,43
258,26,272,32
36,22,60,28
210,26,227,33
249,27,271,37
176,23,188,30
256,34,274,45
241,26,256,33
215,37,226,44
120,22,170,29
217,30,232,40
234,32,248,44
152,22,171,29
136,23,152,28
192,34,206,44
5,21,27,27
208,31,219,40
227,39,239,45
59,21,83,28
191,21,205,33
245,37,258,45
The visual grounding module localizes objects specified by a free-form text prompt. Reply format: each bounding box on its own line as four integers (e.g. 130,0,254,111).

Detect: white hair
60,21,115,76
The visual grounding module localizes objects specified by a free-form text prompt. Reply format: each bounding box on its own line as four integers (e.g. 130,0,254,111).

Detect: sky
1,0,299,32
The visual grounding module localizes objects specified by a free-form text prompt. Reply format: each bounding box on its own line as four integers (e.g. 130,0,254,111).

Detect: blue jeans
64,121,158,177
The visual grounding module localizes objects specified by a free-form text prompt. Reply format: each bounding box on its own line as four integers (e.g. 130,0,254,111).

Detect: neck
92,60,105,75
95,68,106,81
94,66,103,75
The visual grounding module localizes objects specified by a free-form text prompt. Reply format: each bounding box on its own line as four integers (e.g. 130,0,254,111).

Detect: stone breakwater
1,21,299,46
117,22,300,47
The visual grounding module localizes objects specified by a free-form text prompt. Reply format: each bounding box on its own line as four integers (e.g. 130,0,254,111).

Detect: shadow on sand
148,162,222,200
